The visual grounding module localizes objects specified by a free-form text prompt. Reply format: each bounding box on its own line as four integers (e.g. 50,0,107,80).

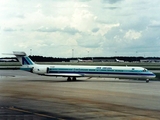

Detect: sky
0,0,160,58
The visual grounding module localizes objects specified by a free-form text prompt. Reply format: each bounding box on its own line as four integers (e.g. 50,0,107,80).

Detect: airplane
115,58,124,62
78,58,93,62
0,58,17,62
12,51,155,83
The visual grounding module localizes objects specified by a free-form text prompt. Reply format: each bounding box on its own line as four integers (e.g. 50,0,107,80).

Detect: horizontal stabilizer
13,51,26,56
2,51,26,56
2,53,14,55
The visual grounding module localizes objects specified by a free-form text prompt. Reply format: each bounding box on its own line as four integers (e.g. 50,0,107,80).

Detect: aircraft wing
45,73,84,77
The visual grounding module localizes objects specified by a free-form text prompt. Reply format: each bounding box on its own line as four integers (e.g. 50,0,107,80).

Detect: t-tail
13,51,35,65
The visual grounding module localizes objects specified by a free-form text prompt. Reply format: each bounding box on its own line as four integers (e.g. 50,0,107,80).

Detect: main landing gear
67,77,77,81
146,79,149,83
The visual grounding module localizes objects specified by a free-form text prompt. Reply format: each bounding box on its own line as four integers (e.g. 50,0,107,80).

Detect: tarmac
0,70,160,120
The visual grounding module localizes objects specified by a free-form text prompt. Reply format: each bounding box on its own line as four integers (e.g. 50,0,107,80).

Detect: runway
0,70,160,119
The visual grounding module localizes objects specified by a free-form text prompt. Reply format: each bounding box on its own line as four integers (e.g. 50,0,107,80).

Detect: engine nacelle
32,66,49,75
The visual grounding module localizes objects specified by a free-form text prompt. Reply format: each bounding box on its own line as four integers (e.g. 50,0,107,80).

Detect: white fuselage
20,64,156,79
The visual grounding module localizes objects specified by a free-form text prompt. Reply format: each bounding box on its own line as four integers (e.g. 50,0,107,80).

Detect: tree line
1,55,160,62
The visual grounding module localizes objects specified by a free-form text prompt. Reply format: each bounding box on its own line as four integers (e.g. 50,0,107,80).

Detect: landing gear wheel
146,79,149,83
67,77,71,81
72,77,76,81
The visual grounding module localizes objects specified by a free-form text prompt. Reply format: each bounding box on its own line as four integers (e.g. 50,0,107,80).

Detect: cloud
36,27,60,33
1,0,160,57
92,28,99,33
78,0,92,2
103,7,119,10
62,27,80,35
35,26,80,35
149,20,160,28
103,0,123,4
3,27,17,32
96,23,120,36
76,34,102,48
15,13,25,19
124,30,142,40
71,8,97,32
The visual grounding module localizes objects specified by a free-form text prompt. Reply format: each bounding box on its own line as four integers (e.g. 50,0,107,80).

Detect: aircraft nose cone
153,73,156,78
151,72,156,78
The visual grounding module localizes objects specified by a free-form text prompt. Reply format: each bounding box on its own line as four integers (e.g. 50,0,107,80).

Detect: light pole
136,51,138,62
115,51,117,57
88,51,89,57
72,49,74,58
30,49,32,56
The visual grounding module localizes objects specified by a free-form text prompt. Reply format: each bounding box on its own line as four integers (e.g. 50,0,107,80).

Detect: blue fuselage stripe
48,70,154,76
26,57,33,65
22,57,33,65
20,67,32,71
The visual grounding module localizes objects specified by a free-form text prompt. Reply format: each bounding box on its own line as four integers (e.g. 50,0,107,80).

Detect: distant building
93,59,116,62
140,59,160,63
70,60,78,63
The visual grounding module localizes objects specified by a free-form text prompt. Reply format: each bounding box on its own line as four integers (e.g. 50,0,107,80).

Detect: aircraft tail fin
13,51,35,65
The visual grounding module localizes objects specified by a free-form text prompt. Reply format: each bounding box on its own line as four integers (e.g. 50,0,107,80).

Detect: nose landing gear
146,79,149,83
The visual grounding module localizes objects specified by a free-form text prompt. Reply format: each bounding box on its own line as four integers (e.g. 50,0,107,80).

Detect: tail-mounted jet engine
32,66,50,75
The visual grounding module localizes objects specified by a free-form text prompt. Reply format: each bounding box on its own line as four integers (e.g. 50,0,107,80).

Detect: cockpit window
143,69,147,72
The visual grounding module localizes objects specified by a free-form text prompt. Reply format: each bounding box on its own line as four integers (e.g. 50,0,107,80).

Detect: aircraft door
46,67,49,73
